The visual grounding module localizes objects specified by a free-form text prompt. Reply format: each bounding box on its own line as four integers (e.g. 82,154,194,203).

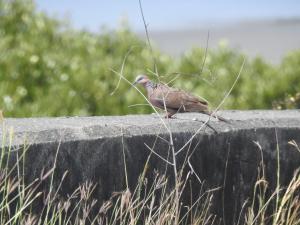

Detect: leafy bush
0,0,299,117
0,0,172,117
177,47,300,110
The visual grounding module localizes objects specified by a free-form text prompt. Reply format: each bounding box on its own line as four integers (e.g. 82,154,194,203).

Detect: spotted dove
133,74,227,121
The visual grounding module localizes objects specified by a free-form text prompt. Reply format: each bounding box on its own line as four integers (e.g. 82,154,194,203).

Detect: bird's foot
165,113,176,119
151,113,175,119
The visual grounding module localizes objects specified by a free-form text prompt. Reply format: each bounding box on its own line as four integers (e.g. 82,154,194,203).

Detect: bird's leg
165,112,175,119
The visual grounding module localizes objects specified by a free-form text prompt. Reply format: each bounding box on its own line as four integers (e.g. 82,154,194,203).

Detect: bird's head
133,74,150,87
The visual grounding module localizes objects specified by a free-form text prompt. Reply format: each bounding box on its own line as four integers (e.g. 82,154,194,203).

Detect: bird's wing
151,84,208,111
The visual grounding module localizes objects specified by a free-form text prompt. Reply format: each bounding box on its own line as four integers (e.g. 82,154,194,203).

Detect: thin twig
199,30,210,75
188,156,202,183
120,126,129,189
110,46,137,96
138,0,158,76
144,143,174,166
213,58,245,113
222,143,231,225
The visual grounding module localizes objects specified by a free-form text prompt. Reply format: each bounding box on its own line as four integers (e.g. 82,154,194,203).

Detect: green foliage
0,0,299,117
177,47,300,110
0,0,172,117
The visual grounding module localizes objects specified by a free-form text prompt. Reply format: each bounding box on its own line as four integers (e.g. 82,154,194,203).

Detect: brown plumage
133,74,227,121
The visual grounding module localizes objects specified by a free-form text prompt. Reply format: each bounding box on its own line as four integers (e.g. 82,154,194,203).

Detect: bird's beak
131,81,138,89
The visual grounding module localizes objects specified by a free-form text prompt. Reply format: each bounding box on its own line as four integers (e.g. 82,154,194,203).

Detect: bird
133,74,228,121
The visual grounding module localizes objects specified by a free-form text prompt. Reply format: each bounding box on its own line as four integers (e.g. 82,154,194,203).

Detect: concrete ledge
1,110,300,224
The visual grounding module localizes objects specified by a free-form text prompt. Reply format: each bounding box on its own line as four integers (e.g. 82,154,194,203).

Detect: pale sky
36,1,300,31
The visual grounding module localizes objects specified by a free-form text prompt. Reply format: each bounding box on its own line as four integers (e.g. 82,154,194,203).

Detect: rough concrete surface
1,110,300,224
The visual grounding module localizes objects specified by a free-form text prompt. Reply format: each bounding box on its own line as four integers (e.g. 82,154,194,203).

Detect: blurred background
0,0,299,117
37,0,300,64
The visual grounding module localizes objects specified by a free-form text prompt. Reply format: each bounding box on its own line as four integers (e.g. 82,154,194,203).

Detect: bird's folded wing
151,86,208,110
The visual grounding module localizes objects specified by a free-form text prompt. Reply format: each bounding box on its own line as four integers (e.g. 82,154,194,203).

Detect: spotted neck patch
145,81,157,89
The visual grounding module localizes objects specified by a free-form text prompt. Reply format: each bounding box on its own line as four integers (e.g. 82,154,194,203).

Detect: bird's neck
145,81,157,90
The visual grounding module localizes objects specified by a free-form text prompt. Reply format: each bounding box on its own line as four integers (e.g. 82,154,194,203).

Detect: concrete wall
1,110,300,224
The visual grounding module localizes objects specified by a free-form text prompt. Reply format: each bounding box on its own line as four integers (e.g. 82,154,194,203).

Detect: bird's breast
149,94,164,109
